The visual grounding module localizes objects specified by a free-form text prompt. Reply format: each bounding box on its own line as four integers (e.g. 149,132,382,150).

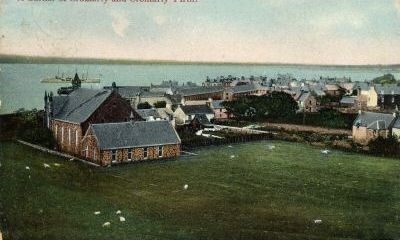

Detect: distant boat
41,76,101,83
41,68,101,83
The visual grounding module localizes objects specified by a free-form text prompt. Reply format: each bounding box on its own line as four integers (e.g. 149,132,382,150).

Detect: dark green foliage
137,102,152,109
154,101,167,108
372,74,397,85
368,136,400,156
222,92,298,120
15,109,55,148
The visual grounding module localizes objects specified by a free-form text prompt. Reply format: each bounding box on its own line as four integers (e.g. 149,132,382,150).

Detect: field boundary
16,140,100,167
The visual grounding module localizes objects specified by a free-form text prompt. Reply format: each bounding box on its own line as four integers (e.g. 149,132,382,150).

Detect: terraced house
81,121,181,166
44,88,142,156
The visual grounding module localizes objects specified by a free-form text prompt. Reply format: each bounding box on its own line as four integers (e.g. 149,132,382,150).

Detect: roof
324,84,341,91
340,96,356,104
393,117,400,129
298,92,311,102
353,111,396,130
352,82,370,91
178,86,224,97
179,105,214,115
211,100,225,109
136,109,162,119
90,121,181,150
226,83,266,94
52,88,112,123
375,84,400,95
104,86,149,99
192,114,211,125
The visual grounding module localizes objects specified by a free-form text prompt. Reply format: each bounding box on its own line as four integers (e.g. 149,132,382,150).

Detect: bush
154,101,167,108
15,109,55,148
368,136,400,156
137,102,152,109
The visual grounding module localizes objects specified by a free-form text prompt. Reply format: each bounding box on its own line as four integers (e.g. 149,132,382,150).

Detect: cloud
111,11,129,38
311,10,366,32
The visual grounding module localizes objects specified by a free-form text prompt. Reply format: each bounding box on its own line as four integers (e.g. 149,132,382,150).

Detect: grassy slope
0,141,399,240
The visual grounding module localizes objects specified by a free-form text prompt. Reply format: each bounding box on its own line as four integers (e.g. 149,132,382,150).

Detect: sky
0,0,399,65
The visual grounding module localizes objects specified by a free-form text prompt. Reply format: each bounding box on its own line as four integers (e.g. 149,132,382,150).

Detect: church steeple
72,73,81,89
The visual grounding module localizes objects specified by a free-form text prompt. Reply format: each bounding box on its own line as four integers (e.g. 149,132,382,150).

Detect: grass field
0,141,400,240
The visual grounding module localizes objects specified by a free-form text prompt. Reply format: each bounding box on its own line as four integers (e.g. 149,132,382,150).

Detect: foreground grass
0,141,399,240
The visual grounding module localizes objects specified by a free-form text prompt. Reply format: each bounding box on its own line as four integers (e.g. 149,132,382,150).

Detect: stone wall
98,144,180,166
51,120,82,155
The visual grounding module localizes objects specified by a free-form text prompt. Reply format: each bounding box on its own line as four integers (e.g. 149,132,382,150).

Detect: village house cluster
44,73,400,165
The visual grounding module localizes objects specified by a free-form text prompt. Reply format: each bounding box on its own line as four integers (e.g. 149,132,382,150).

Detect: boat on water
41,76,101,83
41,68,101,83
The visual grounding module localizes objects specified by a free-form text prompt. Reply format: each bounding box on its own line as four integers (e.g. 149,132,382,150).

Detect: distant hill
1,54,400,67
372,74,398,85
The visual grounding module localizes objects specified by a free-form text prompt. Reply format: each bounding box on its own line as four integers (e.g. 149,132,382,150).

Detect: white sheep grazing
314,219,322,224
230,155,235,159
25,166,30,170
54,163,61,167
116,210,121,215
267,145,276,150
183,184,189,190
94,211,101,215
43,163,51,168
321,150,330,155
228,145,233,148
69,158,75,162
102,222,111,227
119,216,126,222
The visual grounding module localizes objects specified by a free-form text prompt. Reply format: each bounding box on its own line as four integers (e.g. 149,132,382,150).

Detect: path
261,123,351,135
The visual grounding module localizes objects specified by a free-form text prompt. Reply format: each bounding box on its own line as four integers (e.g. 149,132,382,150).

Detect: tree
137,102,152,109
16,109,55,148
221,92,298,120
263,92,299,119
154,101,167,108
372,74,397,85
368,136,400,156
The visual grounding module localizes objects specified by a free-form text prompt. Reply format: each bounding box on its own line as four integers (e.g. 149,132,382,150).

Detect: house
208,100,230,119
391,118,400,140
352,111,397,145
375,84,400,110
323,84,345,96
81,121,181,166
136,108,175,125
294,92,317,112
340,96,357,108
173,104,215,125
44,88,141,156
223,83,269,101
178,86,224,101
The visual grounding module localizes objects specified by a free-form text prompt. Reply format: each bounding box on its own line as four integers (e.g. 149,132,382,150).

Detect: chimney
358,109,362,115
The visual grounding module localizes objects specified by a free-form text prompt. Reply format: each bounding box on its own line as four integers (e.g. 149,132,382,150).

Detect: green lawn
0,141,400,240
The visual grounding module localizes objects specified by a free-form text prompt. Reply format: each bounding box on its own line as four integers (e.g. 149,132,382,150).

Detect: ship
41,68,101,83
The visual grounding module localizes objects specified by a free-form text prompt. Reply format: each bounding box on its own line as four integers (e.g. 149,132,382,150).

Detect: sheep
119,216,126,222
69,158,75,162
314,219,322,224
183,184,189,190
94,211,101,215
321,150,330,155
116,210,121,215
228,145,233,148
102,222,111,227
54,163,61,167
43,163,51,168
267,145,276,150
25,166,30,170
230,155,235,159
